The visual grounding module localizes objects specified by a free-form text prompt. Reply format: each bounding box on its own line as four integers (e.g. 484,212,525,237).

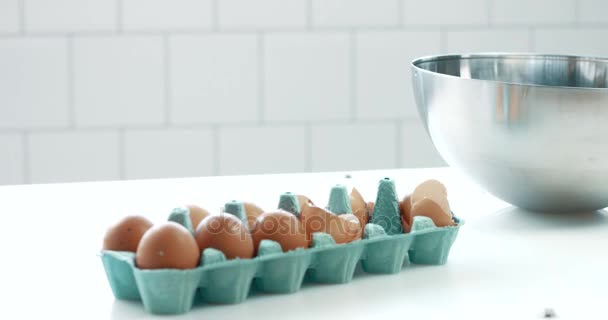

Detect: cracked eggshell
350,188,370,228
411,179,451,215
301,205,362,244
400,194,413,233
410,198,456,227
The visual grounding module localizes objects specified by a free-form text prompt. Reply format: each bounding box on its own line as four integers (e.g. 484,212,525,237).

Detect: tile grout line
439,26,447,53
528,26,535,51
574,0,581,26
163,34,171,127
212,125,220,176
116,0,123,33
395,120,403,168
67,35,76,128
212,0,219,31
305,122,312,172
349,30,357,122
257,32,265,124
397,0,405,26
21,132,30,184
306,0,313,30
118,128,126,179
19,0,26,34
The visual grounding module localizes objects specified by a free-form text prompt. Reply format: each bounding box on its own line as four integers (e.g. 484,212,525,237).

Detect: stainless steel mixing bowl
411,53,608,212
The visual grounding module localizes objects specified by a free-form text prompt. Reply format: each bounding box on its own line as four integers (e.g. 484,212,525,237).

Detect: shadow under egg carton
100,216,462,315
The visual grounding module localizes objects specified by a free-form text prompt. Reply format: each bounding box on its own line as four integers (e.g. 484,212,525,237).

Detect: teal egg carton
100,216,462,315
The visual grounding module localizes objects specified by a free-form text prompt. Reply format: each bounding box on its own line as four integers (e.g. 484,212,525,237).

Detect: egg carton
100,215,462,315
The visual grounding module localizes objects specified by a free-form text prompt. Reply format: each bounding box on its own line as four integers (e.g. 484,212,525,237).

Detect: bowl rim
411,52,608,91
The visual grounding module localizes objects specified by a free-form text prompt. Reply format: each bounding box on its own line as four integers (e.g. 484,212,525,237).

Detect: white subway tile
0,38,69,129
265,33,350,122
125,129,214,179
356,31,440,120
311,123,397,172
579,0,608,24
491,0,575,25
28,131,120,183
0,134,24,185
312,0,399,27
218,0,307,29
218,126,307,175
73,36,164,127
0,0,19,33
534,28,608,56
170,35,259,124
401,121,445,168
25,0,116,32
446,29,530,53
403,0,488,25
122,0,213,30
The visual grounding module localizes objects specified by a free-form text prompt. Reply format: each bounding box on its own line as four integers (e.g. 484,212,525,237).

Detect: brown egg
103,215,153,252
251,210,308,253
195,214,254,260
411,179,451,215
244,202,264,230
301,205,362,244
350,188,370,228
297,195,314,211
400,194,413,233
411,198,456,227
187,205,210,230
136,222,200,270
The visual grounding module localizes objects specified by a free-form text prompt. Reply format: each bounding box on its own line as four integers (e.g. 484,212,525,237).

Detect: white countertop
1,167,606,319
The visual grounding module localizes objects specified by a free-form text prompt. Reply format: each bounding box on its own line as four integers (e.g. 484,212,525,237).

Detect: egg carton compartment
100,217,462,315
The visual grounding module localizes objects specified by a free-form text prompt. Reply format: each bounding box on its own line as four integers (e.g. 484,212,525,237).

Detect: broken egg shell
400,194,413,233
410,198,456,227
301,205,362,244
350,187,370,228
135,221,200,270
411,179,451,215
297,195,314,211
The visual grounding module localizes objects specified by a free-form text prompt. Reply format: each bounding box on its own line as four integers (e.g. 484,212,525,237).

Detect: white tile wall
25,0,117,32
0,134,24,185
73,36,165,127
28,131,120,183
445,29,530,53
534,28,608,56
311,123,397,172
579,0,608,24
122,0,213,31
264,33,350,122
491,0,576,25
403,0,488,25
312,0,400,27
356,31,440,120
124,129,215,179
218,0,307,29
218,126,307,175
1,0,607,185
170,34,259,124
0,38,69,129
401,121,445,167
0,0,20,34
